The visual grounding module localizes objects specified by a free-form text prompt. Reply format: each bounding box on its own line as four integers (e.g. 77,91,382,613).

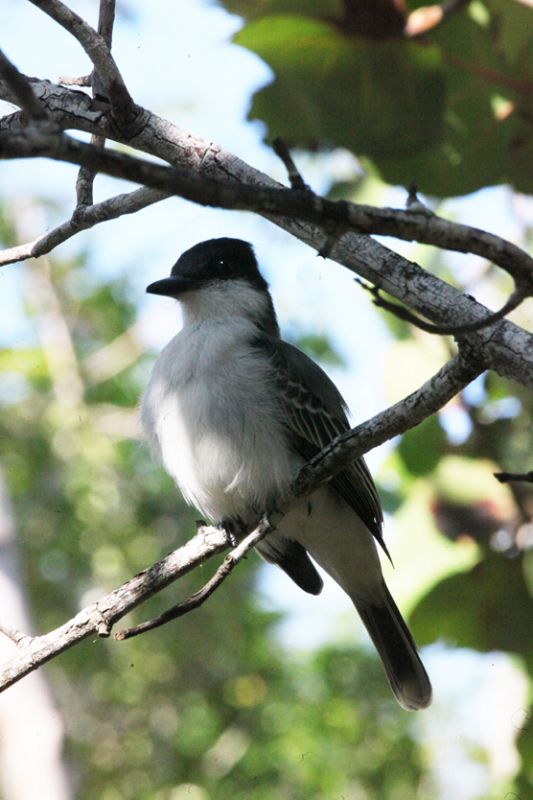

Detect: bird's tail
354,583,432,711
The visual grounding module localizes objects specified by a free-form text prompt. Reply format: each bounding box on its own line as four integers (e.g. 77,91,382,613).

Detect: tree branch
1,113,532,386
75,0,117,207
1,75,531,285
360,281,527,336
272,137,311,192
0,523,231,693
291,351,483,498
0,49,49,121
0,186,167,267
116,518,273,640
29,0,143,134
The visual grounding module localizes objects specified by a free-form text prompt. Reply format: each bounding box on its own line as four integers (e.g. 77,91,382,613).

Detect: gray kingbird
141,237,432,710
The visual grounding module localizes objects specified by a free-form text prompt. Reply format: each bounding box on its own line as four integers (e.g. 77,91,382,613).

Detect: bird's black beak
146,276,195,297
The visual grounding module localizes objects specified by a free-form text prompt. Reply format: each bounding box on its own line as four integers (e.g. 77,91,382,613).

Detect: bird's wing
262,337,386,554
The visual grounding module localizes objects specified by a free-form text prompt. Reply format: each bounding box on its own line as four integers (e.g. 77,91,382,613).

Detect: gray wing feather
262,337,386,553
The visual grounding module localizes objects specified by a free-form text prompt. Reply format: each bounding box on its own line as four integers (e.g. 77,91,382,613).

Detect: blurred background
0,1,532,798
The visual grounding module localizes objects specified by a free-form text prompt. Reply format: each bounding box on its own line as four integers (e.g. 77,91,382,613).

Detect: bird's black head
146,238,269,298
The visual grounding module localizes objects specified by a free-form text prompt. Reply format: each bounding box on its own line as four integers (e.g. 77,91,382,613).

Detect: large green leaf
411,553,533,661
222,0,343,20
231,2,533,196
378,9,533,194
235,15,445,158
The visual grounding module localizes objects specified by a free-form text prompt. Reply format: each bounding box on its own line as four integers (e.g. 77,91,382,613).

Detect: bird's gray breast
141,321,295,522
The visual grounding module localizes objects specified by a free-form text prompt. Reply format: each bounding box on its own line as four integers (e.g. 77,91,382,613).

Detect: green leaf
375,10,529,195
487,0,533,65
233,3,533,197
222,0,343,20
235,15,445,158
411,553,533,661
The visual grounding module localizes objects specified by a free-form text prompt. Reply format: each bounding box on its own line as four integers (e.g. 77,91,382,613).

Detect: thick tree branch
0,350,481,691
1,115,532,387
1,76,531,285
0,50,49,121
1,119,532,288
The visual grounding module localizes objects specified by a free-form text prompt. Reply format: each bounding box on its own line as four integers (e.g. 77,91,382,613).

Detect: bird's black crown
170,238,268,291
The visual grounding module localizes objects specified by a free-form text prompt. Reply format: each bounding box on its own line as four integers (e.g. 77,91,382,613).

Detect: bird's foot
219,517,243,548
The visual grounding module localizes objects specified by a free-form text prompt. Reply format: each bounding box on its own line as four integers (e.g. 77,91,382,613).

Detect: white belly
141,321,294,523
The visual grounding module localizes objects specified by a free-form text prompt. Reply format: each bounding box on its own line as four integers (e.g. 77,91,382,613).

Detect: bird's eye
216,258,228,269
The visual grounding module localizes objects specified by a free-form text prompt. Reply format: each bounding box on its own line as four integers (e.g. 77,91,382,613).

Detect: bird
141,237,432,710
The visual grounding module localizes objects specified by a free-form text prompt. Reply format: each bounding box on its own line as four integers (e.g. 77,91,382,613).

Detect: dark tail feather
355,583,432,711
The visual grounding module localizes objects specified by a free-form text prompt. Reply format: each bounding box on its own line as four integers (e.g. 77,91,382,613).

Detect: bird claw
219,518,240,547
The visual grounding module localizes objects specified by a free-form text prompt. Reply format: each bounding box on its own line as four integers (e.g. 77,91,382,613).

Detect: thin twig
359,282,528,336
116,518,272,640
0,624,31,648
93,0,116,96
405,182,432,214
442,50,533,96
272,137,311,192
75,0,117,206
0,187,168,267
292,352,482,497
494,471,533,485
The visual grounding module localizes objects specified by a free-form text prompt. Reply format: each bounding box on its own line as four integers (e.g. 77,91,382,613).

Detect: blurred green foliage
227,0,533,196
